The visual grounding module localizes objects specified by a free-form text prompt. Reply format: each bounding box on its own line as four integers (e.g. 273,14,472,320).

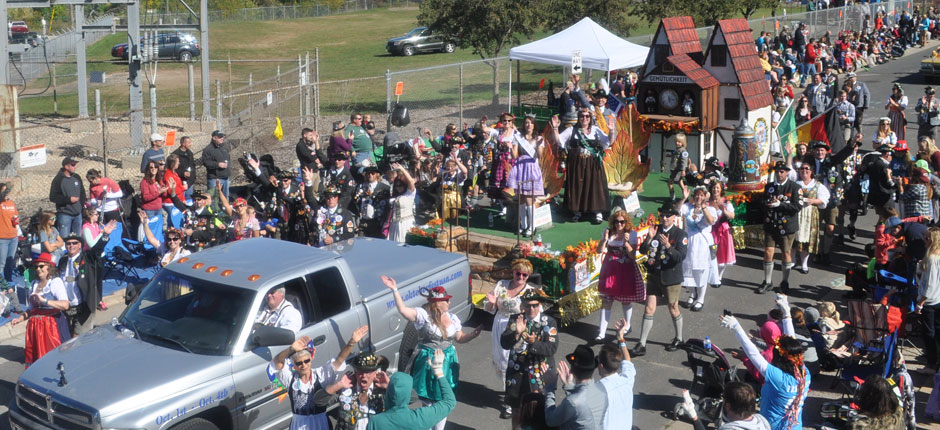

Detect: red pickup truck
9,21,29,34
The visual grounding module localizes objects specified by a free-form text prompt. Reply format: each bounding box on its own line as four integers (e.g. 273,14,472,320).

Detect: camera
365,121,376,131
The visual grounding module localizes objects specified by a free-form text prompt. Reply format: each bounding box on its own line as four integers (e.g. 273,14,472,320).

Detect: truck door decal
385,270,463,309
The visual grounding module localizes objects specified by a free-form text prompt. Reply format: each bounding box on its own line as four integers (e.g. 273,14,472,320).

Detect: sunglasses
614,219,626,224
35,264,49,269
295,358,311,365
522,303,540,308
514,271,529,278
800,167,812,171
167,237,181,242
235,204,246,208
66,241,81,246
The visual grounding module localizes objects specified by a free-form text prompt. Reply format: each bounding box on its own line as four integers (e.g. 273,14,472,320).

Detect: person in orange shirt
0,183,19,288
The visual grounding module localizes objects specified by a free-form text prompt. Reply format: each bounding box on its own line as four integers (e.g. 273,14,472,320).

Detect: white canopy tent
508,17,649,72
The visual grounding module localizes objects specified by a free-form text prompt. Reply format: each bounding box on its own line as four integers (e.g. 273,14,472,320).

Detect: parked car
9,21,29,35
9,237,472,430
386,26,457,56
111,32,201,62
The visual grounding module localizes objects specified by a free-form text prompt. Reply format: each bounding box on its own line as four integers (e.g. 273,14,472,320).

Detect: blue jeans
56,212,82,239
207,178,230,199
0,237,18,285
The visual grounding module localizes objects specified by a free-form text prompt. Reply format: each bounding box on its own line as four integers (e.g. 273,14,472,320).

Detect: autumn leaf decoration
603,104,651,196
538,124,566,200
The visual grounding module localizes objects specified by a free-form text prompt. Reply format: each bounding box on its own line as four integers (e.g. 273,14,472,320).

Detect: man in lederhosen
59,226,114,336
632,204,688,357
758,161,803,294
499,289,558,420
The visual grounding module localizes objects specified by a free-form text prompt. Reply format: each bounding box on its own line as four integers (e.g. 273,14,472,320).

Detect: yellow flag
273,117,284,141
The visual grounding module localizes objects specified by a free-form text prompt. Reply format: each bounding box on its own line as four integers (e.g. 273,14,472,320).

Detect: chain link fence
140,0,420,25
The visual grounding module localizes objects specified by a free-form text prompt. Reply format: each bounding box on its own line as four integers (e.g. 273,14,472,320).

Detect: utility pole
75,5,89,117
200,0,211,120
128,0,145,150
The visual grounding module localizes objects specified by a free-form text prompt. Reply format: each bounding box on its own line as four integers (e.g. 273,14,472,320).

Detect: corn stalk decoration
603,105,651,196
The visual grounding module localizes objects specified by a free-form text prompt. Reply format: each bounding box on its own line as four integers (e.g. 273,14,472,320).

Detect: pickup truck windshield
123,270,255,356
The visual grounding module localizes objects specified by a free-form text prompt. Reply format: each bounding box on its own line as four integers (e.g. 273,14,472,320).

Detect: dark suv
386,27,457,56
111,32,201,62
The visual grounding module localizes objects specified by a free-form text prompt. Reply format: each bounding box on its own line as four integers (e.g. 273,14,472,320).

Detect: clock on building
659,89,679,110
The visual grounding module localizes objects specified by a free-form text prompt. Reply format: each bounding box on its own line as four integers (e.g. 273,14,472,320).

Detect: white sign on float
19,144,46,168
533,203,553,229
571,50,582,75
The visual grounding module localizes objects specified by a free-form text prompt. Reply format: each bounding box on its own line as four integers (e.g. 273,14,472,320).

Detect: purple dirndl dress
597,232,646,303
506,136,543,196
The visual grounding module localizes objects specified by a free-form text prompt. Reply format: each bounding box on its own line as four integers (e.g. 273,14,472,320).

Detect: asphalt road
0,43,936,430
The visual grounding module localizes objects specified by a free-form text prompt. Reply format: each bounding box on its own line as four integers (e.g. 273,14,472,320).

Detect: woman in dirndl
10,252,71,367
678,185,718,312
483,259,536,387
709,181,736,288
489,113,518,218
885,83,908,141
382,275,483,430
551,111,611,225
271,334,352,430
437,154,467,223
595,209,646,341
387,163,416,243
507,115,545,237
793,163,829,274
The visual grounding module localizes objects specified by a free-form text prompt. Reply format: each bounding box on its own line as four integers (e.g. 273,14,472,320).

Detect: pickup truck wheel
171,417,219,430
179,51,193,62
397,322,419,372
402,45,415,57
443,42,456,53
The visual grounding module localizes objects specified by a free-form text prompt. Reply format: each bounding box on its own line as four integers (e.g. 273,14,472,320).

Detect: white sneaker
499,206,507,217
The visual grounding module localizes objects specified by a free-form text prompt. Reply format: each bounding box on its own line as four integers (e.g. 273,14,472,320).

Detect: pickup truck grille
16,383,98,430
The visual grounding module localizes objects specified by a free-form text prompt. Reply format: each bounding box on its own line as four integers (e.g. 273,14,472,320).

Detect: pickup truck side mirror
247,323,295,350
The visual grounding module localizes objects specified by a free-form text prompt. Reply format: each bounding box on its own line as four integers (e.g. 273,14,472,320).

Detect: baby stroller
674,338,740,427
818,278,916,429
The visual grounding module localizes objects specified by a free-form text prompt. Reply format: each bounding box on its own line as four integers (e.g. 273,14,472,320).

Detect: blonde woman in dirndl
595,210,646,341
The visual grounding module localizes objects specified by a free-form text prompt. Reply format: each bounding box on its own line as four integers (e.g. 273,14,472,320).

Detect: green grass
17,3,812,117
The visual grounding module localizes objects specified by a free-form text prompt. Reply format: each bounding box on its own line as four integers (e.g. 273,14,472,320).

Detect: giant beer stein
728,120,764,191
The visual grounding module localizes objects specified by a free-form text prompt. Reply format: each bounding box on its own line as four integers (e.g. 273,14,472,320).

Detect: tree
630,0,735,27
418,0,542,104
543,0,637,36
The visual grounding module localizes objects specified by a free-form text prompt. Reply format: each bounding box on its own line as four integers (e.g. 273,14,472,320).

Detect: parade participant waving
499,289,558,420
507,114,545,237
551,111,611,225
484,259,537,394
759,161,803,294
632,204,688,356
382,275,482,430
595,210,645,340
721,295,810,430
10,253,71,367
271,326,368,430
677,184,718,312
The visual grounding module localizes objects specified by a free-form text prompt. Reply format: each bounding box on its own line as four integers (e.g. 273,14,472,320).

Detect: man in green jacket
347,113,375,169
366,349,455,430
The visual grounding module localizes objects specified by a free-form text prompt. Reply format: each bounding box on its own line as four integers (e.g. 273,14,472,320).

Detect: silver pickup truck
9,237,471,430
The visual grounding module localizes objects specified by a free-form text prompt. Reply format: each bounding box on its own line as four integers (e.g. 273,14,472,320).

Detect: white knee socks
598,306,610,338
800,252,810,270
717,264,727,281
694,285,707,305
622,302,633,331
763,261,774,284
